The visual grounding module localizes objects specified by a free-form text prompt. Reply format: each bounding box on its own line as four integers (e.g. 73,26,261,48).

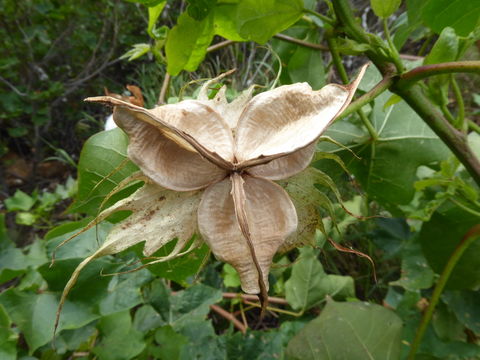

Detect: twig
273,33,328,51
0,75,28,97
207,40,235,53
157,73,171,105
337,75,394,120
400,61,480,84
210,304,247,334
222,292,289,305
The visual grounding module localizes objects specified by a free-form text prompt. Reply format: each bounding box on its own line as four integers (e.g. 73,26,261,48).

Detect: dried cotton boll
54,65,368,334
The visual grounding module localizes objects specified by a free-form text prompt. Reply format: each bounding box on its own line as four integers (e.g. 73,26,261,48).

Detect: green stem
273,33,328,51
418,33,433,56
468,120,480,134
338,75,394,120
450,75,465,130
382,18,403,73
407,225,480,360
327,33,379,140
303,8,335,25
440,104,456,125
331,0,480,187
400,61,480,85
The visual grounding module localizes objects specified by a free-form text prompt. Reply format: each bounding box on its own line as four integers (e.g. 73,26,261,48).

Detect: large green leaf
69,128,139,216
421,0,480,36
93,310,146,360
0,289,98,353
320,68,449,207
166,11,215,75
287,30,325,90
236,0,304,44
286,300,403,360
285,247,355,312
420,203,480,289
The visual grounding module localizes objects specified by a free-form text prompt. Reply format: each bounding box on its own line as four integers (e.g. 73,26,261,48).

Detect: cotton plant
54,65,367,331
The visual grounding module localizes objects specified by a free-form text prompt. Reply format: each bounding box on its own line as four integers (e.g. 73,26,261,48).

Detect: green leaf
120,43,151,61
371,0,401,18
174,320,226,359
236,0,304,44
187,0,217,21
287,30,325,90
93,311,146,360
424,27,459,64
154,325,188,360
442,290,480,333
286,300,403,360
68,128,140,216
222,263,241,288
146,281,222,329
390,239,435,291
4,189,35,211
147,2,166,39
39,258,118,303
213,4,246,41
165,11,214,75
143,242,209,286
45,220,113,260
0,304,17,360
285,247,355,311
420,203,480,289
98,269,152,316
421,0,480,37
0,289,98,353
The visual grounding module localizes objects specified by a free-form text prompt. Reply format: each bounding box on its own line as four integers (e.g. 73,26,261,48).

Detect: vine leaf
286,299,403,359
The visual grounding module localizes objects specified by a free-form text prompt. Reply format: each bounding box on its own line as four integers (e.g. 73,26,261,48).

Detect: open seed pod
55,64,368,334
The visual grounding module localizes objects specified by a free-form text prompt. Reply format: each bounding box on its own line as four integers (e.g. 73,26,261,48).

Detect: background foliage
1,0,480,359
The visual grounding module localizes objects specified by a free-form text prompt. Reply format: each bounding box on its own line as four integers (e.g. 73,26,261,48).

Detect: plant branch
400,61,480,84
222,292,289,305
303,8,335,25
157,73,171,105
407,225,480,360
273,33,328,51
207,40,235,53
210,304,247,334
394,85,480,186
468,120,480,134
332,0,480,187
338,75,394,120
